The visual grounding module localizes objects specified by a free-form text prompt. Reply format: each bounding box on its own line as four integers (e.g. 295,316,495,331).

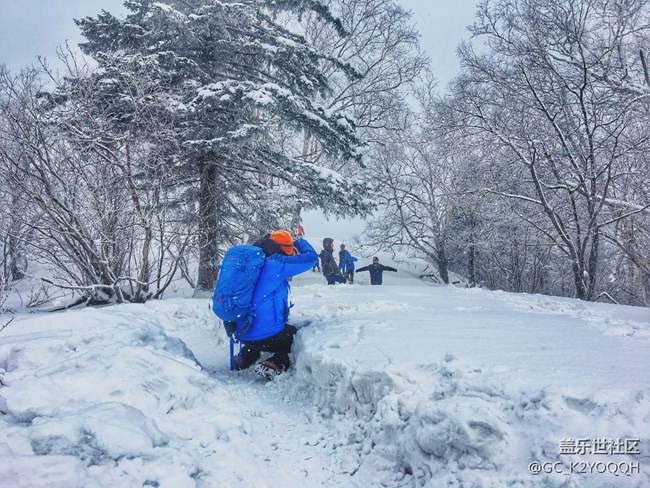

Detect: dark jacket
236,238,317,341
320,238,339,279
356,262,397,285
338,249,346,269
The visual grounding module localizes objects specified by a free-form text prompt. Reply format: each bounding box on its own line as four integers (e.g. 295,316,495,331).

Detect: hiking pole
229,338,243,371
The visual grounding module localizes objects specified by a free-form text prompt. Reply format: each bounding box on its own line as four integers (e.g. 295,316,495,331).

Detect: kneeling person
232,230,317,376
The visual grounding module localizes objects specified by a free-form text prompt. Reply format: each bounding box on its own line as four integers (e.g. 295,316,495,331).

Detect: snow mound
0,305,281,487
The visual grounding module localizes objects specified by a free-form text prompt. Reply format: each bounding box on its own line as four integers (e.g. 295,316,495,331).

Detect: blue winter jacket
340,250,358,272
237,238,317,341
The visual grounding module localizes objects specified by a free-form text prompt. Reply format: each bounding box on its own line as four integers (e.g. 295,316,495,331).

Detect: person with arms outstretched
356,256,397,285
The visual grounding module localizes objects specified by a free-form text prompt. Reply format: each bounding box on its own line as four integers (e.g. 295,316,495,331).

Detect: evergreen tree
75,0,372,293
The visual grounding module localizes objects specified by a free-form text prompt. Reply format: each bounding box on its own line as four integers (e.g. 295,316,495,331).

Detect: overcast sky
0,0,478,85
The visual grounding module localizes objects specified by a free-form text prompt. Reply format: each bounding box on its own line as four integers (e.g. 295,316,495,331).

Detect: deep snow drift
1,254,648,487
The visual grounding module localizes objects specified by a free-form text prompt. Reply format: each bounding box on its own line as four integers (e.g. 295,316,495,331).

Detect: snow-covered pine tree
75,0,373,293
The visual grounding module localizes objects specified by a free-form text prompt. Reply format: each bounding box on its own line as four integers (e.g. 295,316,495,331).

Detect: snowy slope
0,253,648,487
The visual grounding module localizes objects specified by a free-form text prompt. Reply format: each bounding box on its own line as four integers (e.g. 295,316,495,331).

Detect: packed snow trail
163,302,380,487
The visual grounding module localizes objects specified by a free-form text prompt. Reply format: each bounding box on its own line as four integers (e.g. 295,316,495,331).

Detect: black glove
224,321,237,338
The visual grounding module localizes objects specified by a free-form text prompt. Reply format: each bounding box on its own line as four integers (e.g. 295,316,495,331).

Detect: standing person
320,238,345,285
338,244,347,272
339,247,358,284
232,230,317,377
296,223,305,239
356,256,397,285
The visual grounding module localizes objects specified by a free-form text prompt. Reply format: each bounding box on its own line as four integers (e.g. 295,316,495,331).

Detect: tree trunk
467,244,476,287
572,258,587,301
195,161,220,295
8,234,25,281
586,230,599,301
435,238,450,284
134,224,152,302
8,192,26,281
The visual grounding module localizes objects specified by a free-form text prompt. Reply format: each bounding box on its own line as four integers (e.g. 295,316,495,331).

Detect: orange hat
269,230,294,255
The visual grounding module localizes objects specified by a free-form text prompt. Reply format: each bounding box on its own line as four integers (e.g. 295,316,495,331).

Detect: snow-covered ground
1,251,649,487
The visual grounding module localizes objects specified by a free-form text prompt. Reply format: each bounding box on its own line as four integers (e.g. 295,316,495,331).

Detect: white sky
0,0,478,84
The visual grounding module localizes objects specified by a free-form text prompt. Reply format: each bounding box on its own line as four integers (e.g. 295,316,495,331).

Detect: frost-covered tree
0,63,136,305
447,0,650,301
0,127,28,285
0,67,41,286
0,55,195,306
75,0,373,293
43,52,194,303
279,0,426,226
363,101,455,282
297,0,425,131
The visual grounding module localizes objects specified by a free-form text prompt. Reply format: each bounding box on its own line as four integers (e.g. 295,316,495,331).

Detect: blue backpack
211,245,266,340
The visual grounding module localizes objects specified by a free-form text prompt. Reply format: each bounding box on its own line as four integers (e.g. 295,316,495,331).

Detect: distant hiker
320,238,346,285
338,244,347,272
356,257,397,285
340,247,358,284
296,223,305,239
230,230,317,377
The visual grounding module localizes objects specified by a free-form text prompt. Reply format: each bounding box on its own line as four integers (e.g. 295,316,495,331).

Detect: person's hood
322,237,333,250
